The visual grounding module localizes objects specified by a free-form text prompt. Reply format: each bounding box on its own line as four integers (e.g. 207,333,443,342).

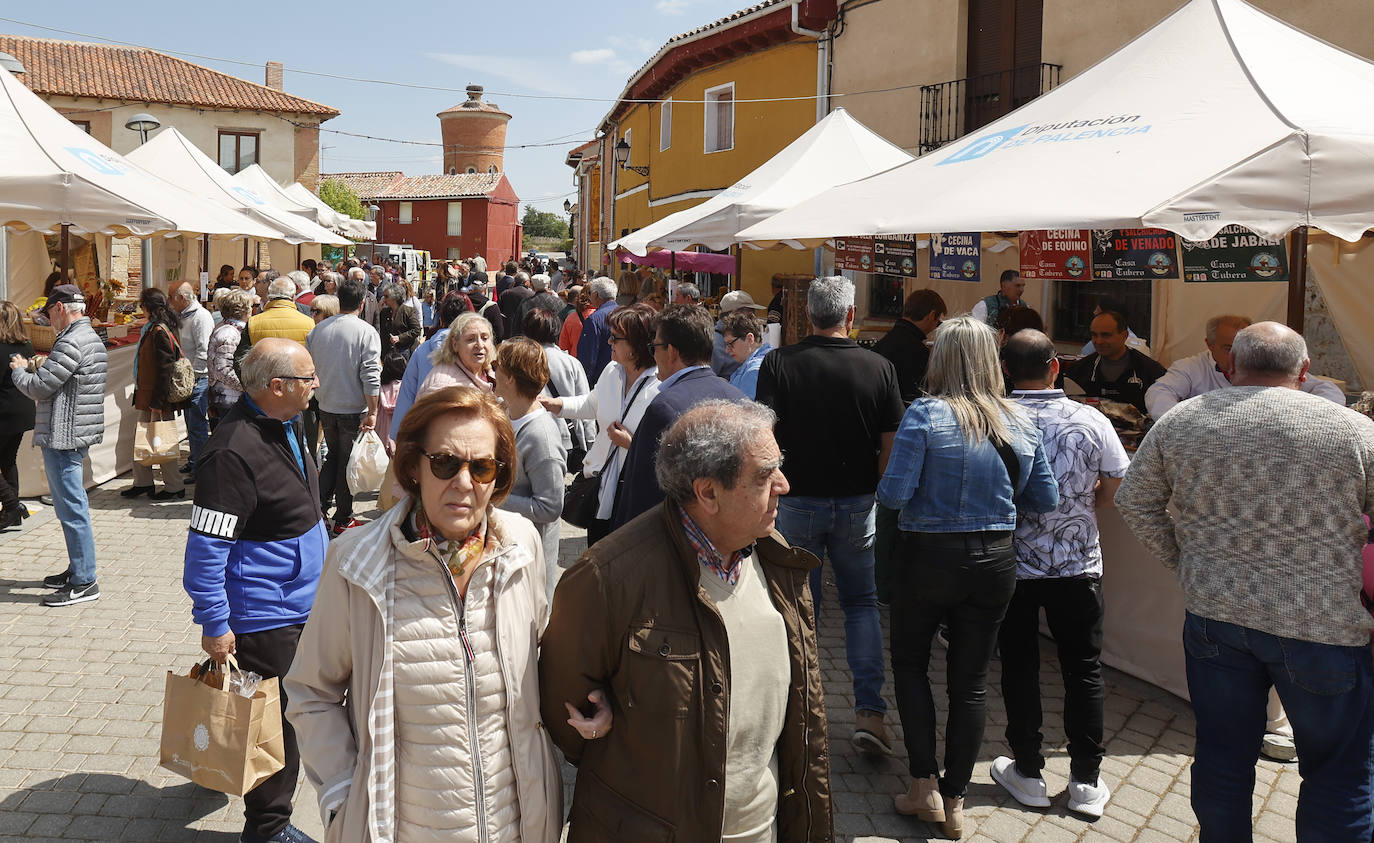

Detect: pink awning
617,248,736,274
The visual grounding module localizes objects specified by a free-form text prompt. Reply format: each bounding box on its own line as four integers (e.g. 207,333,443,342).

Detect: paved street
0,476,1302,842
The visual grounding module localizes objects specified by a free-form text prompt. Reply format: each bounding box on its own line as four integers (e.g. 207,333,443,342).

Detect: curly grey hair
655,399,778,506
807,275,854,330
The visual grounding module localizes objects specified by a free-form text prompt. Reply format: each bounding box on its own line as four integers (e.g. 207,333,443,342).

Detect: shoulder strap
621,373,651,424
992,435,1020,493
159,323,186,358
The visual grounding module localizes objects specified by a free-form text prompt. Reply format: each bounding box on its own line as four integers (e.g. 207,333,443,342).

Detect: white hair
807,276,855,329
287,270,311,293
61,302,86,316
347,267,367,281
1233,322,1308,377
267,278,296,300
589,276,618,302
530,273,550,292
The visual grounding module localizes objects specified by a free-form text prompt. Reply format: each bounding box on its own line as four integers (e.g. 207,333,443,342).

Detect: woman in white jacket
539,303,659,546
285,387,609,842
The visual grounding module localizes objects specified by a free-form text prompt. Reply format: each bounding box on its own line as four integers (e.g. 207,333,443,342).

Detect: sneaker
990,756,1051,808
1261,732,1298,762
42,570,71,589
240,824,318,843
332,518,363,536
1066,777,1111,818
42,581,99,607
852,710,892,756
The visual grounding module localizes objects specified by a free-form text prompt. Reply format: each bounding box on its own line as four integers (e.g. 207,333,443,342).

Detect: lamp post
125,113,162,289
368,203,382,256
615,138,649,177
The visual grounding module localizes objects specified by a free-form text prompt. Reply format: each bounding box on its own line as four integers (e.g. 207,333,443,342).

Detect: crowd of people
2,255,1372,843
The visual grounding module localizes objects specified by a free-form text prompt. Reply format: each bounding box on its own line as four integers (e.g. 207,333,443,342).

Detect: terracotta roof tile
322,172,503,200
0,34,339,117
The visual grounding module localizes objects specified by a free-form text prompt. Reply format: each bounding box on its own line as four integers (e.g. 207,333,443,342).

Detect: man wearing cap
11,286,108,607
712,290,767,379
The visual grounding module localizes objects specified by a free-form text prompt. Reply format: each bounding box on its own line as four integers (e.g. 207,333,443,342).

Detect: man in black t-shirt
1065,311,1166,414
756,276,905,759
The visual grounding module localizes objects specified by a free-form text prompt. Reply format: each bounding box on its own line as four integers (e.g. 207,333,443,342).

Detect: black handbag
560,373,650,529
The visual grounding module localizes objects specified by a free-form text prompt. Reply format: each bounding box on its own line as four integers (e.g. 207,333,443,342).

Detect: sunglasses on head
421,452,503,483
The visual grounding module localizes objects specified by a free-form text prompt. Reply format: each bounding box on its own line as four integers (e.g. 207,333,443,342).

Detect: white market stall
282,182,375,241
736,0,1374,700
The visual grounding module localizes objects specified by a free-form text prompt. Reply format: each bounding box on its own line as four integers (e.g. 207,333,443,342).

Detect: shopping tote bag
134,417,182,466
159,655,285,796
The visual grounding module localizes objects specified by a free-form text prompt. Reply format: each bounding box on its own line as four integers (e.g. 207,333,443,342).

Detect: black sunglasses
421,452,504,483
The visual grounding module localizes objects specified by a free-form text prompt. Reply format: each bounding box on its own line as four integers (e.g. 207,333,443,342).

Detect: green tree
521,206,569,239
318,178,367,220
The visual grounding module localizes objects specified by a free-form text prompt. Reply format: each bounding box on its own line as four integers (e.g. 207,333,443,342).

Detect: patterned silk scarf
411,504,487,579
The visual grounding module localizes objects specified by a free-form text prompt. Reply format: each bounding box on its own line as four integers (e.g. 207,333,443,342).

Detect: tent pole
1286,226,1309,333
734,245,742,291
60,225,70,282
201,235,210,301
0,227,8,302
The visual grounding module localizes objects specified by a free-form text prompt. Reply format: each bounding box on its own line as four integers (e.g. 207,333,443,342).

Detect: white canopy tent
126,129,350,247
282,182,376,240
609,108,913,256
0,65,278,240
737,0,1374,247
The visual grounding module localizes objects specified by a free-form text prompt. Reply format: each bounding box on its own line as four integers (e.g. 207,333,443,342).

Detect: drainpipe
792,1,831,276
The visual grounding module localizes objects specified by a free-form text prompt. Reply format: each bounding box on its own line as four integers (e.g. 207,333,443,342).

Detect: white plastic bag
347,429,390,495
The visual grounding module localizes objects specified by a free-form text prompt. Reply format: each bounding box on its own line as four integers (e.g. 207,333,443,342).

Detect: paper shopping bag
159,657,285,796
134,419,182,466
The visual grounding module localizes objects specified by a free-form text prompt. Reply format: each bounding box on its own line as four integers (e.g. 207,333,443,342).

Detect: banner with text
874,235,919,277
929,232,981,282
1019,230,1090,280
1090,228,1180,280
834,236,875,273
1180,225,1288,282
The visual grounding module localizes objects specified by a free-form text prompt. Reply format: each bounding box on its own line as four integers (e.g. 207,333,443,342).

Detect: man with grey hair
517,273,561,331
672,281,701,305
756,275,905,756
11,285,108,607
346,266,382,331
1145,313,1344,418
170,281,214,475
541,399,832,841
576,275,620,385
500,269,534,328
184,337,327,843
288,269,314,317
1117,321,1374,841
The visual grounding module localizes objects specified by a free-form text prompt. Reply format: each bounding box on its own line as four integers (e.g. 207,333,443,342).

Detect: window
660,99,672,151
447,247,462,260
70,120,91,134
447,202,462,237
869,275,905,319
1052,279,1153,345
704,83,734,153
217,130,259,174
488,164,498,174
466,166,477,174
399,202,413,225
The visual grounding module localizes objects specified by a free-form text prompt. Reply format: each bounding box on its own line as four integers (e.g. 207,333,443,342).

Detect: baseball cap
718,290,765,314
45,284,84,313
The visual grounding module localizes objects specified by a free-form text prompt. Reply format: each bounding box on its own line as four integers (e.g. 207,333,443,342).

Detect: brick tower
438,84,512,176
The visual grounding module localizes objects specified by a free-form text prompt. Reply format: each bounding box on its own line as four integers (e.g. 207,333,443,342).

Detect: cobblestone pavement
0,477,1302,841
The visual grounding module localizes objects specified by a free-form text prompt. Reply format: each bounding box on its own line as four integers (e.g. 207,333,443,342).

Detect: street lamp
563,199,573,213
125,112,162,289
615,138,649,177
0,52,26,75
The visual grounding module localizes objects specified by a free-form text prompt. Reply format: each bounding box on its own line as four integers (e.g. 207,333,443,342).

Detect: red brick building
329,171,522,266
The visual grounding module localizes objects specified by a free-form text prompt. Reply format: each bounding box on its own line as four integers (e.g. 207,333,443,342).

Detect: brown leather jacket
539,501,833,843
133,323,188,413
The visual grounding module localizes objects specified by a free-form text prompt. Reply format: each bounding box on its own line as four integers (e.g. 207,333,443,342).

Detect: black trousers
0,432,22,511
890,531,1017,798
319,410,363,524
234,624,304,840
997,576,1107,784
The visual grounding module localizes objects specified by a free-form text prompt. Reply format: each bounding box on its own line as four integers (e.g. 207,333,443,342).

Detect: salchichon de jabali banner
929,232,981,282
1090,228,1180,280
1019,230,1091,280
1180,225,1288,282
874,234,919,277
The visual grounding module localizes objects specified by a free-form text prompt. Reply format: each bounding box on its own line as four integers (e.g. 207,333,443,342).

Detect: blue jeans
1184,612,1374,842
42,447,97,585
185,377,209,469
776,494,886,715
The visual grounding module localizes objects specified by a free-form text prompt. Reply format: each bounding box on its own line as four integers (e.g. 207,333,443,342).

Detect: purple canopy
617,248,736,274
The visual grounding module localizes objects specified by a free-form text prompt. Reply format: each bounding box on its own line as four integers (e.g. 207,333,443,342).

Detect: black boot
120,485,155,498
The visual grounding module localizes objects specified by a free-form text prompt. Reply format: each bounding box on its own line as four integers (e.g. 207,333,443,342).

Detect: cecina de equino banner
1019,230,1091,281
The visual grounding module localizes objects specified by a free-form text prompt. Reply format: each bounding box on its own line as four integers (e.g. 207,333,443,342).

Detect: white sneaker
990,756,1051,808
1067,778,1111,818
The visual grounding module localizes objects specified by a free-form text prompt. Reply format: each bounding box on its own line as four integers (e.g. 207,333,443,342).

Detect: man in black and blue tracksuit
183,338,329,843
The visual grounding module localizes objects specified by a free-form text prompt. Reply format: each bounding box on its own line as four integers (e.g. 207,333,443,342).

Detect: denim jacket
877,398,1059,532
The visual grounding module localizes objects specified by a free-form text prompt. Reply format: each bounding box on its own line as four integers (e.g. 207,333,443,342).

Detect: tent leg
0,227,8,302
60,225,70,282
1286,226,1309,333
734,246,742,292
201,235,210,301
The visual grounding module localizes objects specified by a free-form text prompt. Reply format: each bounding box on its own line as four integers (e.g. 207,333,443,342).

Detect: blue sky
1,0,753,217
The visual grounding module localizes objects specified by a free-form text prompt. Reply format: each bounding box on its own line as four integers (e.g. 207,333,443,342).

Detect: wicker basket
26,320,55,353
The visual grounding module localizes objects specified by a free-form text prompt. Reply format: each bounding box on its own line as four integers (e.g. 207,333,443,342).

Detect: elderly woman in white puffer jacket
285,387,610,842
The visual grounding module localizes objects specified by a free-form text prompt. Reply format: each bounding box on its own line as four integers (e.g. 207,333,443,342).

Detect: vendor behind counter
1063,310,1166,414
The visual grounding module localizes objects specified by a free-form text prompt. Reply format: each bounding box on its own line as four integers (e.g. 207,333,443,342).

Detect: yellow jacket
248,299,314,346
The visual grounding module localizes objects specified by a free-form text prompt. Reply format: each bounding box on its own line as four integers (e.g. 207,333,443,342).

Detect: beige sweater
1116,386,1374,647
700,555,790,842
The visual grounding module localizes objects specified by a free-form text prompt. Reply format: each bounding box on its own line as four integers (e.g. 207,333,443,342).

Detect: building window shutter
447,202,462,237
399,202,413,225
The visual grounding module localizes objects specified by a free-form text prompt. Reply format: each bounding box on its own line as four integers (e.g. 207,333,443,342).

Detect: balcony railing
919,63,1062,155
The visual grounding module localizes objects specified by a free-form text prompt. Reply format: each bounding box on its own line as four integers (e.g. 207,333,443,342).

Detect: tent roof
0,65,278,238
609,108,912,255
128,129,349,245
281,182,374,239
737,0,1374,246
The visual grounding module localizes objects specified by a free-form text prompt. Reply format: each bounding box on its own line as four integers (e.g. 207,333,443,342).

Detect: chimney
265,61,284,91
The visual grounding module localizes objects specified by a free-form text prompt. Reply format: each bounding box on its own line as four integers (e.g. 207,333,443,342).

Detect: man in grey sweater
1116,322,1374,842
305,276,380,536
